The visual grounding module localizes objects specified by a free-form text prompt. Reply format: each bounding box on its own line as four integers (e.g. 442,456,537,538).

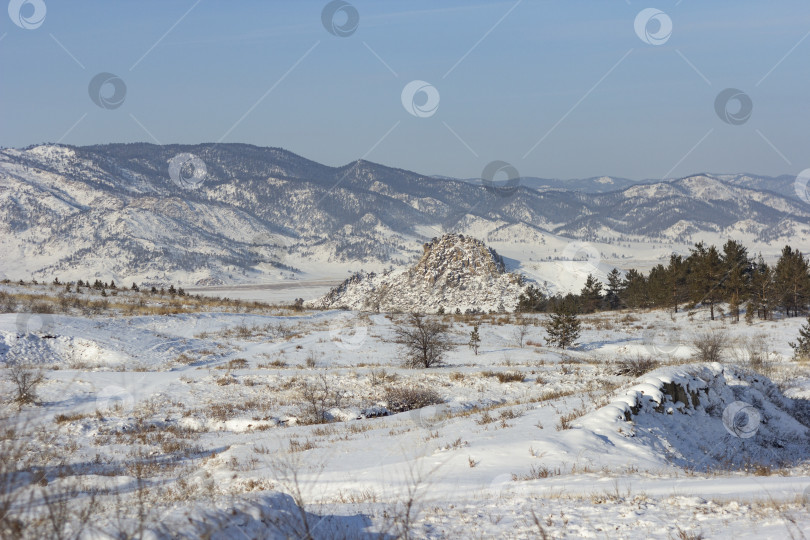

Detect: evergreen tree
579,274,603,313
750,255,776,320
620,269,647,309
131,282,139,292
744,301,755,324
721,240,752,322
517,285,548,312
468,324,481,355
168,285,177,296
688,242,724,320
789,316,810,360
646,264,670,308
605,268,623,310
543,305,581,349
666,254,689,313
774,246,810,316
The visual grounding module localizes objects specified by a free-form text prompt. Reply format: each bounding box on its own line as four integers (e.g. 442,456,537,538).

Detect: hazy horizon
2,0,809,181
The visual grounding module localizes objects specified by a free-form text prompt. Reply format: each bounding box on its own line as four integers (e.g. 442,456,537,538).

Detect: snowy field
1,284,810,539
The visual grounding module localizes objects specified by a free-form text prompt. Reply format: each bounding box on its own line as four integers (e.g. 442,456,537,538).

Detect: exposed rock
309,234,526,313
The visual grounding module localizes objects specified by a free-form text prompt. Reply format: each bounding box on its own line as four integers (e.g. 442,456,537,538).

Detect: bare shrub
692,331,727,363
730,334,772,376
0,412,58,538
613,355,659,377
383,386,443,413
6,363,45,406
297,374,345,424
511,317,531,348
511,464,561,481
37,474,99,540
381,461,440,540
266,451,325,540
394,313,455,368
369,369,397,386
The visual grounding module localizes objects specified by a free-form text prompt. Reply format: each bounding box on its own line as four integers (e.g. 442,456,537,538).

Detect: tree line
518,241,810,321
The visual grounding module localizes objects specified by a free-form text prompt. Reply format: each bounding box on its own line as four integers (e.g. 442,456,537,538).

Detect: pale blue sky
1,0,809,180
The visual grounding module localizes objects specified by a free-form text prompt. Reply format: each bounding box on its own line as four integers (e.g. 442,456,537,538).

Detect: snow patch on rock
309,234,527,313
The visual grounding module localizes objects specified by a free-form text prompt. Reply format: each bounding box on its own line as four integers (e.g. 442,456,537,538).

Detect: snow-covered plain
1,284,810,539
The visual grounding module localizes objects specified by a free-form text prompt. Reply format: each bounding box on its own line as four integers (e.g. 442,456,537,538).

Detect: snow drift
579,363,810,471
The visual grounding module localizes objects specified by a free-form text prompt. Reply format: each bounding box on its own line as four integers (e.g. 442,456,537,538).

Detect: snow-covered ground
1,287,809,538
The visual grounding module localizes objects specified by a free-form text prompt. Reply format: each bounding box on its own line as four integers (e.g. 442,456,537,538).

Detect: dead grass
480,370,524,383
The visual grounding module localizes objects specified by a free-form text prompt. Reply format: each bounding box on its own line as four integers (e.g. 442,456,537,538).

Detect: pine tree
517,285,548,312
666,253,689,313
646,264,670,308
774,246,810,317
606,268,622,310
789,316,810,360
620,269,647,309
744,301,755,325
721,240,752,322
543,305,581,349
688,242,724,320
131,282,139,292
579,274,603,313
468,324,481,355
750,255,775,320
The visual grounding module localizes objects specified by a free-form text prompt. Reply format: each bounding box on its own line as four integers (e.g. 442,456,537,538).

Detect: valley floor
1,290,809,539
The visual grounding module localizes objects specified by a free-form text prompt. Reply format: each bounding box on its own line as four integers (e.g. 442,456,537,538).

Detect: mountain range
1,143,808,293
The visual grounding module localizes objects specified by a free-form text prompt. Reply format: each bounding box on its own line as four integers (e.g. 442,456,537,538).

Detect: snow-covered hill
1,143,808,296
310,234,526,313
